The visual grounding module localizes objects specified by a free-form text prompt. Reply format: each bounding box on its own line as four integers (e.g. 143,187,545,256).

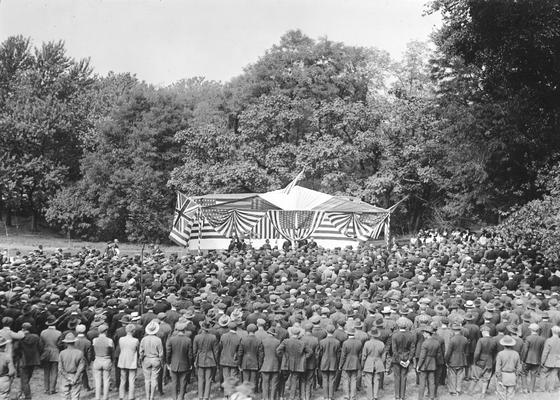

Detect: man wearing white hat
140,321,163,400
495,335,521,400
58,333,85,400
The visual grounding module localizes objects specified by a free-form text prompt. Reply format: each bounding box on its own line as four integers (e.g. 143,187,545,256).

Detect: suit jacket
219,331,241,367
238,335,264,370
417,337,442,371
391,330,415,364
193,332,218,368
118,335,139,369
340,337,362,371
319,336,340,371
541,335,560,368
300,334,319,370
445,333,468,367
361,338,385,373
19,332,43,366
40,328,62,362
276,337,310,372
462,324,481,356
166,334,192,372
260,335,281,372
521,334,545,365
473,336,497,369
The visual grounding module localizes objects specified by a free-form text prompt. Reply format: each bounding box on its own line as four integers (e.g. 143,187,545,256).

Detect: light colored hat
145,321,159,335
62,333,77,343
499,335,516,347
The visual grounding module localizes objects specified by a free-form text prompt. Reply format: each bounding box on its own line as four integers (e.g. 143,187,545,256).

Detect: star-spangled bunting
267,210,323,241
326,212,388,241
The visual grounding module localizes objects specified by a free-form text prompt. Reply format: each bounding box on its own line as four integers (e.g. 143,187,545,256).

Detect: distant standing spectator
140,321,163,400
40,315,62,395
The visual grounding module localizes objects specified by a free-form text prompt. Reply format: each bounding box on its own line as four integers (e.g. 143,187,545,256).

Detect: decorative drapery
267,210,324,241
326,212,388,241
169,193,200,246
202,208,265,238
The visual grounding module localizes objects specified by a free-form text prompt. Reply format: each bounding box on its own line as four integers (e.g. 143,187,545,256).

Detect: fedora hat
119,315,132,325
45,315,57,326
0,337,10,347
369,328,381,338
62,333,77,344
218,315,230,327
499,335,516,347
145,321,159,335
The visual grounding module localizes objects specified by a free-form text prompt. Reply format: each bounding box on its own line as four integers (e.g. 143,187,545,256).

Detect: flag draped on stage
267,210,324,241
326,212,388,241
202,208,265,238
169,192,200,246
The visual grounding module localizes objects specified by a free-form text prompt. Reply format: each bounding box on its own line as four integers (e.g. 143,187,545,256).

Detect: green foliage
0,37,94,228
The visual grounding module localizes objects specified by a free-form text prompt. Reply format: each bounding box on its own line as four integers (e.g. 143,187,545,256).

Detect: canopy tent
170,185,394,250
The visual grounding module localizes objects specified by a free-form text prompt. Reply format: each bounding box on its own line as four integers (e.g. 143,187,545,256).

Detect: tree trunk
5,211,12,227
31,211,39,232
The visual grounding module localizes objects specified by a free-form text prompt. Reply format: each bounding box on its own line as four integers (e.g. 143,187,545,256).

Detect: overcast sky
0,0,441,85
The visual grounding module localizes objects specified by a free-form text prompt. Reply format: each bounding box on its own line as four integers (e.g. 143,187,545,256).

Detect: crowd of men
0,227,559,400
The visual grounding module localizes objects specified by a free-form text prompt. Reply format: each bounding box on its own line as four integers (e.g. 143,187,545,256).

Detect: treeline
1,0,559,242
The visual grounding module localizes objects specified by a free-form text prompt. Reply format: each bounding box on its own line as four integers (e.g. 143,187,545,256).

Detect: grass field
16,366,560,400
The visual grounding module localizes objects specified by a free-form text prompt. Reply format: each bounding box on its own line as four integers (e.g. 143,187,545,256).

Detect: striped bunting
250,216,281,239
267,210,324,241
326,212,388,241
202,208,265,238
169,193,200,246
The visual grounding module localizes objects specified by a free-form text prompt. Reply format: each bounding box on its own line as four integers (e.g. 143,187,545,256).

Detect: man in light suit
166,322,192,400
193,321,218,400
541,325,560,393
117,324,139,400
319,324,341,400
260,327,281,400
361,328,386,400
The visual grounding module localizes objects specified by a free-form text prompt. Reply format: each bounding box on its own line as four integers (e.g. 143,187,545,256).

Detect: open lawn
0,224,187,258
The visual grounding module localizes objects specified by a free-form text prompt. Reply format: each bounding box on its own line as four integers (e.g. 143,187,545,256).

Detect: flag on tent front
282,169,305,195
169,193,199,246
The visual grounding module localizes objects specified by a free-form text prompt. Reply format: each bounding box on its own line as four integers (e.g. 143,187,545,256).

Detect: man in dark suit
445,323,468,396
520,323,545,393
260,327,281,400
193,321,218,400
340,326,363,400
461,312,480,381
166,322,192,400
300,322,319,400
276,327,310,400
18,322,43,400
237,323,264,389
391,318,415,400
417,326,442,400
318,324,340,400
218,321,241,383
471,325,496,397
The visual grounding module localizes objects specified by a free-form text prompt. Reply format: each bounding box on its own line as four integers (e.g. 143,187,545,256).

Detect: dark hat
45,315,57,326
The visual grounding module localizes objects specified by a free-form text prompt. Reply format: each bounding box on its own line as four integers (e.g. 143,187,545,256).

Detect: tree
0,37,94,229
